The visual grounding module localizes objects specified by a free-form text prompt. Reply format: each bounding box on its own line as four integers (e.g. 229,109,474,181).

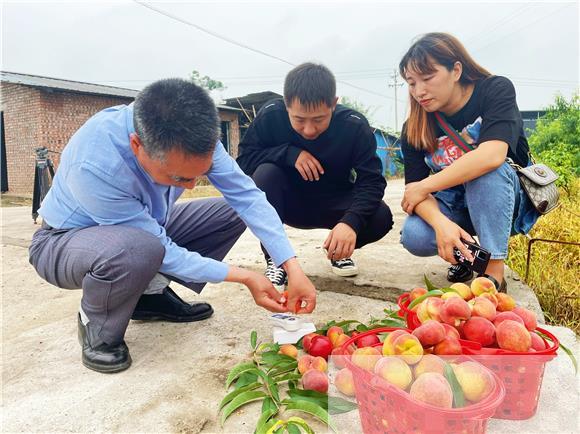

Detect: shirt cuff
339,212,363,234
286,146,302,166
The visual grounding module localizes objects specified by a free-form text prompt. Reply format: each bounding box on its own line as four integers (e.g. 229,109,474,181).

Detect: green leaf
264,420,286,434
286,424,302,434
272,372,302,384
287,417,315,434
424,274,439,291
262,396,278,413
226,362,260,388
251,330,258,350
256,418,278,434
439,287,461,294
407,290,444,310
444,364,465,408
220,390,268,426
261,351,294,367
219,382,261,409
281,399,338,432
288,380,297,390
287,389,357,415
355,323,369,332
235,372,259,389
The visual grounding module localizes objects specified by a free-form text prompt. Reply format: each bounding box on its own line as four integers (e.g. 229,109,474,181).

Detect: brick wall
1,82,133,196
219,110,241,158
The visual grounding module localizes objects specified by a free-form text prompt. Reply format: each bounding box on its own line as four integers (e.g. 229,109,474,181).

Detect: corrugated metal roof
1,71,241,112
1,71,139,98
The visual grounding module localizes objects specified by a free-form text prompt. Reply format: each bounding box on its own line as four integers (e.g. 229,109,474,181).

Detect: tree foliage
339,96,378,125
528,93,580,193
190,70,226,91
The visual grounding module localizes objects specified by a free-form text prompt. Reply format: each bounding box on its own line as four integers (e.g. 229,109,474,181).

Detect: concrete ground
1,179,578,433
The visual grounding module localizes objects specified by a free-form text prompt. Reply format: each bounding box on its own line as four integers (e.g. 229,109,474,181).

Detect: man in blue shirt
29,78,317,373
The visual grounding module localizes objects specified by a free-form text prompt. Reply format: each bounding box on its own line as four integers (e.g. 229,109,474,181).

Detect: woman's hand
433,218,475,264
402,181,431,214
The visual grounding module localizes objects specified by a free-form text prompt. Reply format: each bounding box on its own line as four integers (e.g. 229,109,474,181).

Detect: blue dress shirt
39,104,295,284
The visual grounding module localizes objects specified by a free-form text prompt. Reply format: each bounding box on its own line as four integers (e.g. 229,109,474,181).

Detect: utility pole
388,68,404,132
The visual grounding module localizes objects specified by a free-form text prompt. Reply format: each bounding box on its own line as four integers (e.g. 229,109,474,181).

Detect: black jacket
236,99,386,233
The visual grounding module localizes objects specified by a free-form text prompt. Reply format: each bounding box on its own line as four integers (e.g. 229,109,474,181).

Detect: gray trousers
29,198,246,344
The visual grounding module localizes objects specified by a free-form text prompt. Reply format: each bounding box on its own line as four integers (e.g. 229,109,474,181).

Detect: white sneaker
331,258,358,277
265,257,287,291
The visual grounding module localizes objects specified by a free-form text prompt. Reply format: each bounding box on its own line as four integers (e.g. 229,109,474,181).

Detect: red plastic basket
341,327,506,434
397,293,421,330
460,326,559,420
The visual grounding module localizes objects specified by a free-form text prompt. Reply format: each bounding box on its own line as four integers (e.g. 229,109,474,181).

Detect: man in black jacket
237,63,393,289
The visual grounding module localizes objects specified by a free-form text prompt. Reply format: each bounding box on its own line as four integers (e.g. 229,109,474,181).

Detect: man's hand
295,150,324,181
401,181,430,215
323,222,357,261
282,258,316,314
433,218,475,264
225,266,286,312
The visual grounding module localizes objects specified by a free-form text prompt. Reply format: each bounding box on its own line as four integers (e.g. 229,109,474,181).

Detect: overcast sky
2,0,578,130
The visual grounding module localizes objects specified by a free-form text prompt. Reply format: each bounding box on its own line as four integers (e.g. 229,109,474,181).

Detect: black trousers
252,163,393,258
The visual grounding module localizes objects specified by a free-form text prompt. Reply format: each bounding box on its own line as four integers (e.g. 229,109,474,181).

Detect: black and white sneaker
265,257,287,291
331,258,358,277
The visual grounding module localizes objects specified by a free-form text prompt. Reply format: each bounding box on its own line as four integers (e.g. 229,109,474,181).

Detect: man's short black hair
283,62,336,109
133,78,219,159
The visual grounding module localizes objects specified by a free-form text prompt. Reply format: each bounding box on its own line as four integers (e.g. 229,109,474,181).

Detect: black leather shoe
447,263,474,283
77,314,131,373
131,287,214,322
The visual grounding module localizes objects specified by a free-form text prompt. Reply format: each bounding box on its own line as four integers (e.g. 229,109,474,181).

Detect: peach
433,336,462,355
302,333,319,352
330,346,354,369
496,293,516,312
471,277,497,296
530,332,546,351
412,320,446,347
440,297,471,326
496,320,532,352
298,354,327,374
450,282,473,300
441,291,461,300
302,369,328,393
469,297,497,322
479,292,498,308
409,372,453,408
442,323,461,340
417,297,444,323
327,326,344,347
453,361,494,403
393,333,424,364
374,356,413,390
355,334,381,348
334,368,356,396
382,330,409,356
332,333,351,349
493,311,524,328
409,287,428,301
462,317,496,347
512,307,538,331
351,347,382,371
413,354,446,378
278,344,298,359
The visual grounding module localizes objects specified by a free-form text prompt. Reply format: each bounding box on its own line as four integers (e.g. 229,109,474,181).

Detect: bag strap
433,111,476,153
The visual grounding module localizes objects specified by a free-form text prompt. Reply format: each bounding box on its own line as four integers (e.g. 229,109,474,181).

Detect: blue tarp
374,130,402,177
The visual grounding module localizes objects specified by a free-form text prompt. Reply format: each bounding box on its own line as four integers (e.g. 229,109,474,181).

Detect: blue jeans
400,162,539,260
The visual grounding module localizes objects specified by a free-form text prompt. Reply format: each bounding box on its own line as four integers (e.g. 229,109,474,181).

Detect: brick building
0,72,241,196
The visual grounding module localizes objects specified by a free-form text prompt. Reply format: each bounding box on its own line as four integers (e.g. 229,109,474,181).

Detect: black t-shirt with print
402,76,530,184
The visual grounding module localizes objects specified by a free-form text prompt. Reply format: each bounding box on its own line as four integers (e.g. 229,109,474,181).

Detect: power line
472,3,573,54
132,0,399,101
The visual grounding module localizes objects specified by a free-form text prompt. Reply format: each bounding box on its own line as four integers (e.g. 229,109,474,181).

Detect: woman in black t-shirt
398,32,539,291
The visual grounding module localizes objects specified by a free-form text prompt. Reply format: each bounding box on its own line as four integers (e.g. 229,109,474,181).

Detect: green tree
339,96,378,125
190,70,226,91
528,93,580,193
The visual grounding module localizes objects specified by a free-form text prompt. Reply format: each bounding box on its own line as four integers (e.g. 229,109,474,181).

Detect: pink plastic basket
342,327,506,434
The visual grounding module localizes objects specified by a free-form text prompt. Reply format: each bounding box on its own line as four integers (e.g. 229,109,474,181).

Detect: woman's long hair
399,33,492,152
